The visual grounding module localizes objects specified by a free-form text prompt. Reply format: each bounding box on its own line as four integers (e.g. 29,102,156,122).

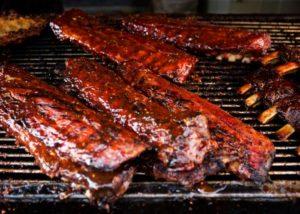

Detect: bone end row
258,107,295,139
237,61,299,96
239,89,296,139
238,49,299,139
240,90,296,140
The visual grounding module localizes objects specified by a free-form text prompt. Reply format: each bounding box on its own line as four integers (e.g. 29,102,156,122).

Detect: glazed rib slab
50,9,198,83
116,62,275,183
121,14,271,58
0,64,148,203
62,57,212,186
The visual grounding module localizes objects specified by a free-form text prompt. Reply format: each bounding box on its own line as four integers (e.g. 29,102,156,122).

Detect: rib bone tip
245,93,260,107
258,106,277,124
275,62,299,76
276,124,295,139
261,51,279,65
238,83,252,95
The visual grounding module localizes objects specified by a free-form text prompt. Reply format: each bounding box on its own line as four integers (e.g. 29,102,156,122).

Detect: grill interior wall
0,15,299,202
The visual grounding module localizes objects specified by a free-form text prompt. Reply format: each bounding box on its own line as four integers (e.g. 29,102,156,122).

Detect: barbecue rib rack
238,47,299,140
0,14,299,213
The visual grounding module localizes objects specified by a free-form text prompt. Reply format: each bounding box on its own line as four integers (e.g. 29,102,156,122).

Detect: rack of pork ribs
0,64,150,205
120,14,271,63
238,46,299,141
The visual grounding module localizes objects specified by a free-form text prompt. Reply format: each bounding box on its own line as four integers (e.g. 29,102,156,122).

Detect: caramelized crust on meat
62,57,212,186
0,64,147,202
122,14,271,57
50,9,198,83
116,62,275,184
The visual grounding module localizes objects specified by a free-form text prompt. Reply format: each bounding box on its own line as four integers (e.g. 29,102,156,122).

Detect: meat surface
245,68,300,131
50,9,198,83
121,14,271,57
153,153,223,186
0,11,50,46
62,57,212,186
0,64,148,203
116,62,275,183
278,46,300,63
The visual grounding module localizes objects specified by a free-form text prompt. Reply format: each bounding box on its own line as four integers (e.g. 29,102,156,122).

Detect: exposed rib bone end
261,51,279,65
216,53,243,62
238,83,252,95
245,93,260,107
275,62,299,76
258,106,278,124
276,124,295,139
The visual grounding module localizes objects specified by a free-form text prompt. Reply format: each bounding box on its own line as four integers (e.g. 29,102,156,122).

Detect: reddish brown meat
116,62,275,183
62,57,213,186
245,68,300,131
153,153,223,186
50,9,198,83
0,64,148,202
122,14,271,57
278,46,300,63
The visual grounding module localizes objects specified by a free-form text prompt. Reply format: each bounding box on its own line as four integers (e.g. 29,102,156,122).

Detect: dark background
1,0,300,14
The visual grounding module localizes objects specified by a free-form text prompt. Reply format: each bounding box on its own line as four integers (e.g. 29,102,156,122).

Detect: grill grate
0,15,299,211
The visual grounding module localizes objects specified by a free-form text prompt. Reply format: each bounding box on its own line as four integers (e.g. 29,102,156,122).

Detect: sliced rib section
50,9,198,83
0,64,148,203
62,57,212,186
244,67,300,133
116,62,275,184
